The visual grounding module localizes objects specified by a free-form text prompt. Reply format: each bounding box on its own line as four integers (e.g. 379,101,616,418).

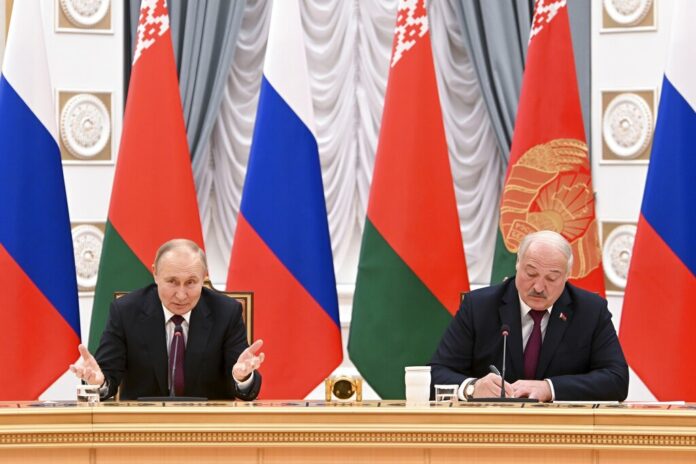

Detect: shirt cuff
98,379,110,399
545,378,556,401
458,377,476,401
234,372,254,392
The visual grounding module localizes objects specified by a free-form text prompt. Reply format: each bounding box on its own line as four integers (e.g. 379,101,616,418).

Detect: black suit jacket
95,284,261,400
429,278,628,401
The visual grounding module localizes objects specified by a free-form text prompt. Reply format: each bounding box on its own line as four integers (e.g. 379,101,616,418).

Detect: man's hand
69,344,105,386
512,379,552,402
232,339,265,382
473,372,514,398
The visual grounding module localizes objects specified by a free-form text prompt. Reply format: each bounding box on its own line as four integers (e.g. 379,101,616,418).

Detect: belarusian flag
490,0,604,295
88,0,203,352
348,0,470,400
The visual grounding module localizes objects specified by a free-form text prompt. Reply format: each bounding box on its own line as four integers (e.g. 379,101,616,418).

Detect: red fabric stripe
498,4,604,296
506,7,585,171
367,33,469,316
227,215,342,399
109,25,203,268
0,245,80,400
621,215,696,400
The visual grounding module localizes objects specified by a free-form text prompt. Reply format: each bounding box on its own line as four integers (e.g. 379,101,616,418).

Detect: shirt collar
518,295,552,319
162,305,192,324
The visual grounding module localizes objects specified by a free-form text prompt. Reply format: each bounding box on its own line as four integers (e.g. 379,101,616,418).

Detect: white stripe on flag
263,0,316,137
1,1,57,141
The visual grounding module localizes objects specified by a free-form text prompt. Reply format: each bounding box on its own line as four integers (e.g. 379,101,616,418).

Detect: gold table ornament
324,375,362,401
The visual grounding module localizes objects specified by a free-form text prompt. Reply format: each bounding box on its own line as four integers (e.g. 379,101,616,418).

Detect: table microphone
139,331,207,402
499,324,510,398
169,331,182,398
469,324,538,403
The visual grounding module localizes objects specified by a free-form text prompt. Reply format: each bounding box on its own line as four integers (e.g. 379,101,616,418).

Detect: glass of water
434,384,458,403
76,384,100,406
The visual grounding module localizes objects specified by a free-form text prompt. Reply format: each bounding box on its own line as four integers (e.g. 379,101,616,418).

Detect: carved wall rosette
59,91,112,162
57,0,112,32
71,223,105,291
601,90,654,163
602,0,655,31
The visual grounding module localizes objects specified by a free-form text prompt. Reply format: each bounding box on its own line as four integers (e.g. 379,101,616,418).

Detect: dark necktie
523,310,545,379
169,315,185,396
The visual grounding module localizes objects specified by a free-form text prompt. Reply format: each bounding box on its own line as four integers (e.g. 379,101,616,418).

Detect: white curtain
195,0,504,288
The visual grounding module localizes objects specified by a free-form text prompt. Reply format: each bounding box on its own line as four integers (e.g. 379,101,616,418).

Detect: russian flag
227,0,342,398
620,0,696,401
0,1,81,400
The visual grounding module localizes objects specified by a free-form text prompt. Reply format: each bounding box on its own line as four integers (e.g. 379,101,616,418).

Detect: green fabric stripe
348,220,454,399
88,221,153,352
490,229,517,284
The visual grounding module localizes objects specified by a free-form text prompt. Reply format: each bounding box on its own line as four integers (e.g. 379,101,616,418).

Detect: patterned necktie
169,315,185,396
523,310,545,380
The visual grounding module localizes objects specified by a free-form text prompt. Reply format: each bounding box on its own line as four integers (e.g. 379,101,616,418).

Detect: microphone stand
169,332,181,397
469,325,538,403
139,331,207,402
500,330,508,399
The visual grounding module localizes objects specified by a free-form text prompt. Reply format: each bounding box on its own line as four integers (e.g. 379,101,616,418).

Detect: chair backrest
204,278,254,345
114,279,253,344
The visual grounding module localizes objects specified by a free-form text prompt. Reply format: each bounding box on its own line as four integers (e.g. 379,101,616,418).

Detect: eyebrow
525,264,562,275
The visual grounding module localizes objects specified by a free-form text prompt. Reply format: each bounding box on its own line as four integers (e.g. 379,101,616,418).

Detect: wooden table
1,401,696,463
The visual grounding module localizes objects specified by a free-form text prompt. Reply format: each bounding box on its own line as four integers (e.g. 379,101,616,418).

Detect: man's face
515,241,568,311
153,248,206,315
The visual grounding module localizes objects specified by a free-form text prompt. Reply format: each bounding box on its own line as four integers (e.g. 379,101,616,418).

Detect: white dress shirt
162,305,253,391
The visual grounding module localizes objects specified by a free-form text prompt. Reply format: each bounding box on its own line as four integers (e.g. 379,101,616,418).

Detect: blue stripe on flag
640,76,696,276
240,77,339,327
0,76,80,334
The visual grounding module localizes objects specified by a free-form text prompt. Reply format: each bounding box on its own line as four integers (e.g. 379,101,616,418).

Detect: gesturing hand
69,344,105,386
232,339,265,382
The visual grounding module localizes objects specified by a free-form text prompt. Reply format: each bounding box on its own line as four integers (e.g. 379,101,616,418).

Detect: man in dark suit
430,231,628,402
71,239,264,400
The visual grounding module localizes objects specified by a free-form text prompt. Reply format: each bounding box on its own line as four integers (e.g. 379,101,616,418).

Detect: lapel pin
559,312,567,322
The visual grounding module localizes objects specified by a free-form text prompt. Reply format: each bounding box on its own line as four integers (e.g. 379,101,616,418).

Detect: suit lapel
499,281,524,380
185,295,212,391
536,286,573,378
136,288,168,394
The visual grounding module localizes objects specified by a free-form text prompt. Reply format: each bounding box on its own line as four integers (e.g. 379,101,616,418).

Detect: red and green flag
491,0,605,295
88,0,203,351
348,0,470,399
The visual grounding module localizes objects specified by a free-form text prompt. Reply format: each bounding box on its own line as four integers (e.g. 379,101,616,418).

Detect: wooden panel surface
1,401,696,463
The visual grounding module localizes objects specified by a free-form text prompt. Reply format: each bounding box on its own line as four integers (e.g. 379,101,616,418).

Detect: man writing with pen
429,231,628,402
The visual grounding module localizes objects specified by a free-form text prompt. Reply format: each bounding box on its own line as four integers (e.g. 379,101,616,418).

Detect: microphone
139,327,207,402
469,324,537,402
169,331,182,397
499,324,510,398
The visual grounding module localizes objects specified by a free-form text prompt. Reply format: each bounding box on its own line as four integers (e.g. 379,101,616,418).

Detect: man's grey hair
153,238,208,274
516,230,573,275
